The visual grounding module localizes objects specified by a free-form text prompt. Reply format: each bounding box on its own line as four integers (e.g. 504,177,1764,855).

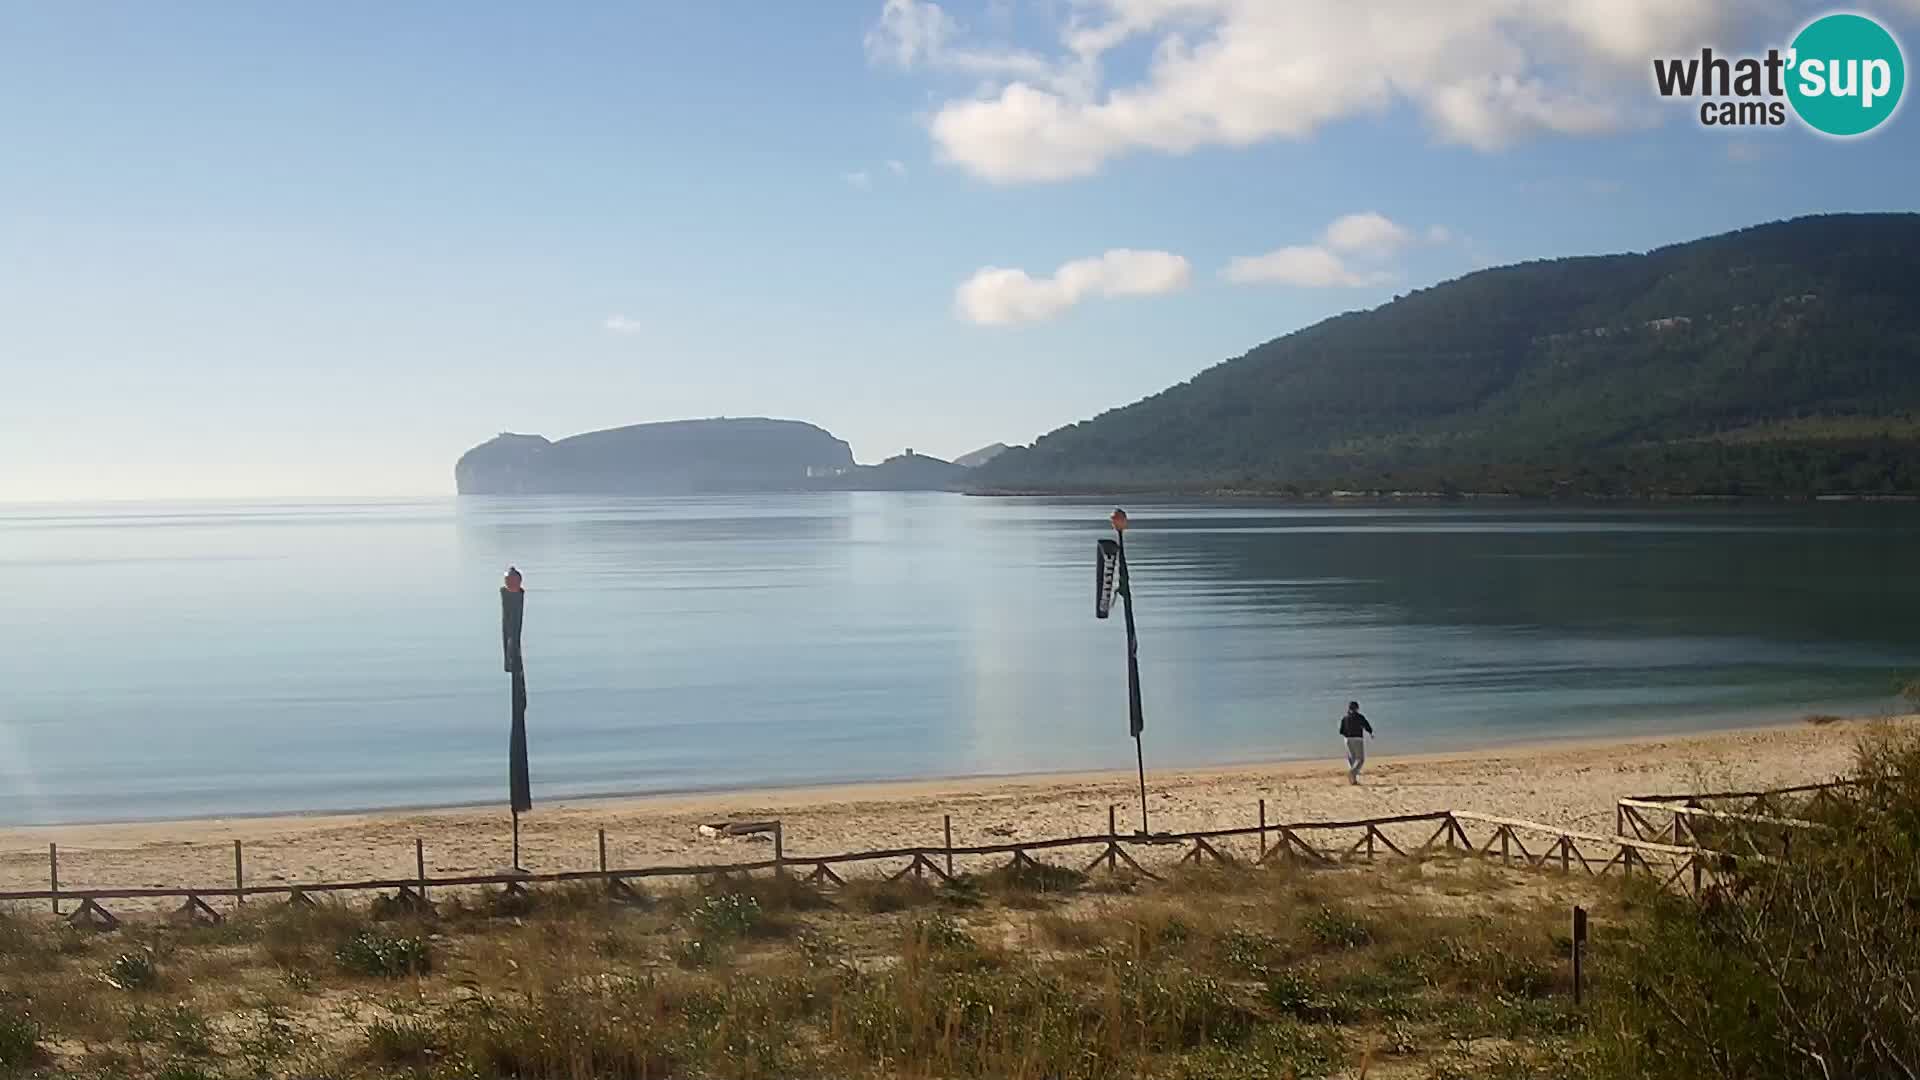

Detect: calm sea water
1,495,1914,825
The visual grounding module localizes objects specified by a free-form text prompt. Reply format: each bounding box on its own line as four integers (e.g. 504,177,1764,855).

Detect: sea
2,494,1915,826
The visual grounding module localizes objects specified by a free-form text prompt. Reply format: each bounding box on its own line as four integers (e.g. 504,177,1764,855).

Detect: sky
2,1,1916,501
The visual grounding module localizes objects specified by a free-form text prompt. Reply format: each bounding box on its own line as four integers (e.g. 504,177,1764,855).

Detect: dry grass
0,855,1618,1079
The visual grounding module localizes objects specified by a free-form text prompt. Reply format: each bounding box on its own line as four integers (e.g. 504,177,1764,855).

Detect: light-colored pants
1345,736,1367,781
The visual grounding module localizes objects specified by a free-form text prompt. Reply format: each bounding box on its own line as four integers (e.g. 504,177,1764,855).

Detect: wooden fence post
775,823,786,878
49,843,59,916
416,838,428,901
1258,799,1267,858
943,815,953,878
1572,906,1588,1006
234,840,245,905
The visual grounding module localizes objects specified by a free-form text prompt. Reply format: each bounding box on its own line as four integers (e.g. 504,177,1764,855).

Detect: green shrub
674,936,724,970
0,1009,40,1069
1586,730,1920,1079
906,914,975,954
1302,905,1372,949
334,929,431,978
103,948,159,990
691,892,762,940
1216,927,1283,977
1262,968,1352,1024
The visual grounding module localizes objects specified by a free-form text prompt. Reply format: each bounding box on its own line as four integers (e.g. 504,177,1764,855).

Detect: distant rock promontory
455,418,972,495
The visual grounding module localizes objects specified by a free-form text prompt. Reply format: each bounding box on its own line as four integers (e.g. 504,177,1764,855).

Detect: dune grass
0,852,1617,1080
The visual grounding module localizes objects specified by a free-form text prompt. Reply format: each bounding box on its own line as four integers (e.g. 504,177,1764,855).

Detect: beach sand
4,715,1911,905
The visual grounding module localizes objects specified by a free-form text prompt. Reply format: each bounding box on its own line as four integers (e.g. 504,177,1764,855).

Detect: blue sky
2,1,1915,500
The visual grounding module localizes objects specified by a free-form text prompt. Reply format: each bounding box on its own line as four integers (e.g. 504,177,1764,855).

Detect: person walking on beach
1339,701,1374,784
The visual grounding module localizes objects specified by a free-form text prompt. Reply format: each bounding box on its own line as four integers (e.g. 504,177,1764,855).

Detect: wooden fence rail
1621,779,1860,825
1616,795,1832,860
2,796,1778,930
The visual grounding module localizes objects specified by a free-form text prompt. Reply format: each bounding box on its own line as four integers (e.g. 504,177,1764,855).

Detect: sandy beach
4,715,1909,904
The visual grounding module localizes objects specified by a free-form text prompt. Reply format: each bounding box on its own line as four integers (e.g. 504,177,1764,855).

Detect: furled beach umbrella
1096,509,1150,833
501,567,531,868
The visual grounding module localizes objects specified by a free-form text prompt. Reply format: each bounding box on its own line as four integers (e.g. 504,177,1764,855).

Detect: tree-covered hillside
977,214,1920,497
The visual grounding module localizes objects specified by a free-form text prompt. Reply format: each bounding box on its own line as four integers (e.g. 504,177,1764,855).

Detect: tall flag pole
1096,508,1150,834
501,566,531,871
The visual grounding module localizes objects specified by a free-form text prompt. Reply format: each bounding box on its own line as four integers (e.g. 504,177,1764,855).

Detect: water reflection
0,495,1913,824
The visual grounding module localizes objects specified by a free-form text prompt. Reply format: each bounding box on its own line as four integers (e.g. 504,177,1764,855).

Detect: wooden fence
1614,778,1854,857
1621,778,1857,817
3,799,1745,931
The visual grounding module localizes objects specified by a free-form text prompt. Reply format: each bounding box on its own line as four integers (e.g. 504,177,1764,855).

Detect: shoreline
4,714,1912,905
0,711,1877,834
960,488,1920,503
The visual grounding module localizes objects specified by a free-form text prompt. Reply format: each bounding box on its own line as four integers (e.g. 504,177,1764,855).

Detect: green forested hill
976,213,1920,497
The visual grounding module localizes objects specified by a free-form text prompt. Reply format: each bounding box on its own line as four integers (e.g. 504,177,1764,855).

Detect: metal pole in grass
944,815,954,878
49,842,58,916
235,840,244,905
1096,508,1150,834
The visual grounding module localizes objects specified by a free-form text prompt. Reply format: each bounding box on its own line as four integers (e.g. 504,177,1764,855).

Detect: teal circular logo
1787,13,1905,136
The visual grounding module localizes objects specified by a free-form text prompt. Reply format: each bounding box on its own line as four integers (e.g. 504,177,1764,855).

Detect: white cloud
955,248,1191,325
844,169,874,190
886,158,909,176
1223,246,1391,288
1225,212,1449,288
866,0,1058,83
604,315,645,334
865,0,956,68
888,0,1750,183
1323,212,1413,258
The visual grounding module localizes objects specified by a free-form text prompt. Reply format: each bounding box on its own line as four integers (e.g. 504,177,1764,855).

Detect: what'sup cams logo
1654,11,1906,136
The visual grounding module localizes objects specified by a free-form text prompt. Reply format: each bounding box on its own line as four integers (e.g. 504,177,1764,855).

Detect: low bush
102,948,159,991
1302,904,1372,949
334,929,431,978
0,1008,41,1069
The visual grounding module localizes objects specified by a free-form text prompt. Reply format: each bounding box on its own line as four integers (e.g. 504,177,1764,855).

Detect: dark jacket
1338,711,1373,739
